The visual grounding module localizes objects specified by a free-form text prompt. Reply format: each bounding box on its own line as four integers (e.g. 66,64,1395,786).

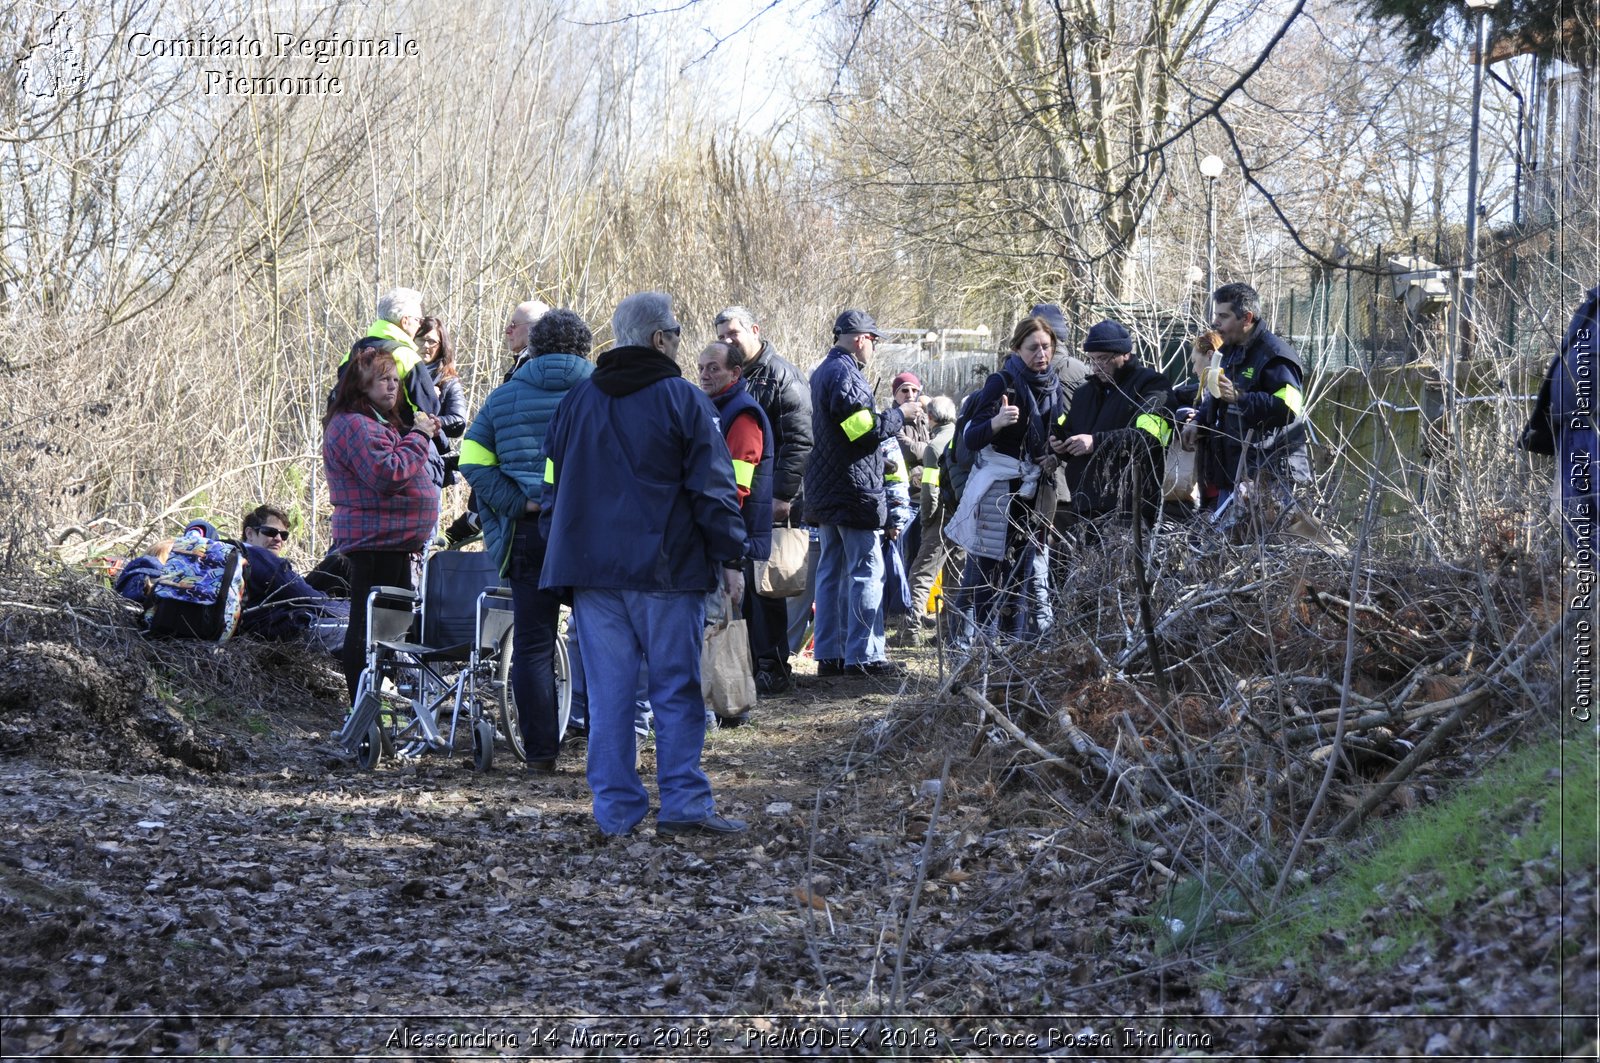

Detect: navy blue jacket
239,544,342,640
803,347,907,529
539,347,747,593
710,379,775,561
1546,285,1600,552
460,352,593,575
1195,326,1309,488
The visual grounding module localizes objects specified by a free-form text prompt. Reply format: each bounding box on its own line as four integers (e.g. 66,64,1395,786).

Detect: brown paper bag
756,525,808,598
702,616,757,721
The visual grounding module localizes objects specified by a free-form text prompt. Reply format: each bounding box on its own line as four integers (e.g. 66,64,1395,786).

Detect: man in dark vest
698,341,775,712
714,305,812,694
1181,282,1312,527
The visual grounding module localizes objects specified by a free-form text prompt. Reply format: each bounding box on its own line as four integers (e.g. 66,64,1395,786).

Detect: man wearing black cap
804,310,922,677
1053,319,1174,525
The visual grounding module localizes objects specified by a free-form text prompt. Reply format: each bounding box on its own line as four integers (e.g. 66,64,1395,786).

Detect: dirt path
0,618,1592,1058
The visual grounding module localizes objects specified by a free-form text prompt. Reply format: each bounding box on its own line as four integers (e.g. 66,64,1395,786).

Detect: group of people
316,281,1312,838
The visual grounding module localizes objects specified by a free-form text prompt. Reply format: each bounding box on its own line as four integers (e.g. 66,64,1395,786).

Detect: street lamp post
1200,154,1224,322
1458,0,1499,373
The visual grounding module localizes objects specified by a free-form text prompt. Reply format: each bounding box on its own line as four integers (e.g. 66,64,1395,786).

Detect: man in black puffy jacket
715,305,812,693
804,309,921,678
1055,320,1173,525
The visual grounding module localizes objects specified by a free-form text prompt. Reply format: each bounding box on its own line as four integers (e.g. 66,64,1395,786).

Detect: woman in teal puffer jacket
459,309,594,774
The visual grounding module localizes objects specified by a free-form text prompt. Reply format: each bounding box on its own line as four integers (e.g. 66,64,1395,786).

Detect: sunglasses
659,325,682,338
254,526,290,541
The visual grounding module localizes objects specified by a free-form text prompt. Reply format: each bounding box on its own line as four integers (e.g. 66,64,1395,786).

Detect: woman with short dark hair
459,308,594,774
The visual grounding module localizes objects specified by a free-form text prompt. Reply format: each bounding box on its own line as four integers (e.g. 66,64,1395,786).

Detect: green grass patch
1242,732,1598,972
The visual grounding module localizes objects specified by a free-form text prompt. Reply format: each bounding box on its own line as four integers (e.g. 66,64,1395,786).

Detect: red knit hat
892,371,922,391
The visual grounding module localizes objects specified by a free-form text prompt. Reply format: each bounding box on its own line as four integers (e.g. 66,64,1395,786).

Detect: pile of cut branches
932,514,1563,938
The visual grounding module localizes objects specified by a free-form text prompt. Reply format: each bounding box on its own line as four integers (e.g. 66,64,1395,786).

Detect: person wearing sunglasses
237,505,348,647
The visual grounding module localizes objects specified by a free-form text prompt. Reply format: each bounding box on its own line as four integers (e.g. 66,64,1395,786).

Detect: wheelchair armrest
366,585,419,645
369,585,417,608
476,586,515,652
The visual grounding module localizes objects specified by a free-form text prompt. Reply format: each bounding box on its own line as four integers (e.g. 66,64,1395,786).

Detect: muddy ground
0,574,1594,1060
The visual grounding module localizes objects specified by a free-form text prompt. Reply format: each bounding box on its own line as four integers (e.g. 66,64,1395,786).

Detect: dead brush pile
916,515,1562,950
0,554,345,776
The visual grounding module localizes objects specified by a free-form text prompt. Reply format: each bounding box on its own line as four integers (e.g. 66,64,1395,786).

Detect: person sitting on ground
237,504,348,644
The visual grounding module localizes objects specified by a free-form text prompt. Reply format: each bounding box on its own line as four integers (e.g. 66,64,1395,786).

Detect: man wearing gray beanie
1029,303,1091,412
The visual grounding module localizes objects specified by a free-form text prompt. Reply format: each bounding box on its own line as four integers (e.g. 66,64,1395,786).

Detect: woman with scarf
948,315,1064,641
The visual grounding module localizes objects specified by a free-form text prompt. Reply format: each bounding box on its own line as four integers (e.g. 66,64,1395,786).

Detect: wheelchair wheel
472,718,495,773
497,628,575,761
555,633,572,742
496,629,527,763
355,721,389,771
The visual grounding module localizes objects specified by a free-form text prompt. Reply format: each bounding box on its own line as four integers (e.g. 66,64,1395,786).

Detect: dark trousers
341,549,413,701
743,560,792,678
508,520,563,762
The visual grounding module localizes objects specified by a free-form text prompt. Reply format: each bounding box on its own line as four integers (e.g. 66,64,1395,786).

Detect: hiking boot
526,758,558,776
656,814,748,837
755,668,793,696
815,659,845,677
847,660,907,678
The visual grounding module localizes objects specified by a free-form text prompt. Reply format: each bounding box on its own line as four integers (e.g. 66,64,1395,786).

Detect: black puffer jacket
1057,359,1172,518
804,347,906,529
741,340,812,515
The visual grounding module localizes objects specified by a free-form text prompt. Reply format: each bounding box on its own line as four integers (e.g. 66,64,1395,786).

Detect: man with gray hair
713,305,811,694
336,286,443,486
502,298,551,380
541,292,750,837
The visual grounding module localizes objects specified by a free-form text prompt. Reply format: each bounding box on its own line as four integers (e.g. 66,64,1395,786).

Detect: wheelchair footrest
338,689,384,752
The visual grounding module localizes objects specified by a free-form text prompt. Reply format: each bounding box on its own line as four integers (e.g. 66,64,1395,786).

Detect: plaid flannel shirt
323,411,440,551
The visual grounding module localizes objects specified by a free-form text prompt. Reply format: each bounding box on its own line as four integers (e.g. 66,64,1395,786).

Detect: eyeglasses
254,526,290,541
659,325,682,338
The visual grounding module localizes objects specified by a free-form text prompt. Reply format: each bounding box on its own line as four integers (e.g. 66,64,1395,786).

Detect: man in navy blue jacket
803,309,922,678
237,505,347,645
541,292,749,838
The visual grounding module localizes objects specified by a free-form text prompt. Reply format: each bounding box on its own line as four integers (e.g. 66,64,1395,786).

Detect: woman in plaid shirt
323,346,441,700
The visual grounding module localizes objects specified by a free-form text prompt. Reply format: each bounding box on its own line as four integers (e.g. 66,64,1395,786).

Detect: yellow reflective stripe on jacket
923,467,941,487
1135,413,1173,446
731,459,755,489
543,458,555,485
1273,384,1305,416
458,438,498,468
840,408,875,442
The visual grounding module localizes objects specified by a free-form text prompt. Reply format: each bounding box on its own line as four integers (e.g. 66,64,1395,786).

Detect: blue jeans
813,523,886,666
573,588,715,834
961,541,1053,642
508,521,562,762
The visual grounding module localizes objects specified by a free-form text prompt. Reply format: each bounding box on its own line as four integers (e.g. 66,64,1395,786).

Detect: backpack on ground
147,531,249,641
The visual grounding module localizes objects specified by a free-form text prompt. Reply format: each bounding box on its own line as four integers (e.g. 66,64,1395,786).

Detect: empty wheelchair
335,548,570,771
